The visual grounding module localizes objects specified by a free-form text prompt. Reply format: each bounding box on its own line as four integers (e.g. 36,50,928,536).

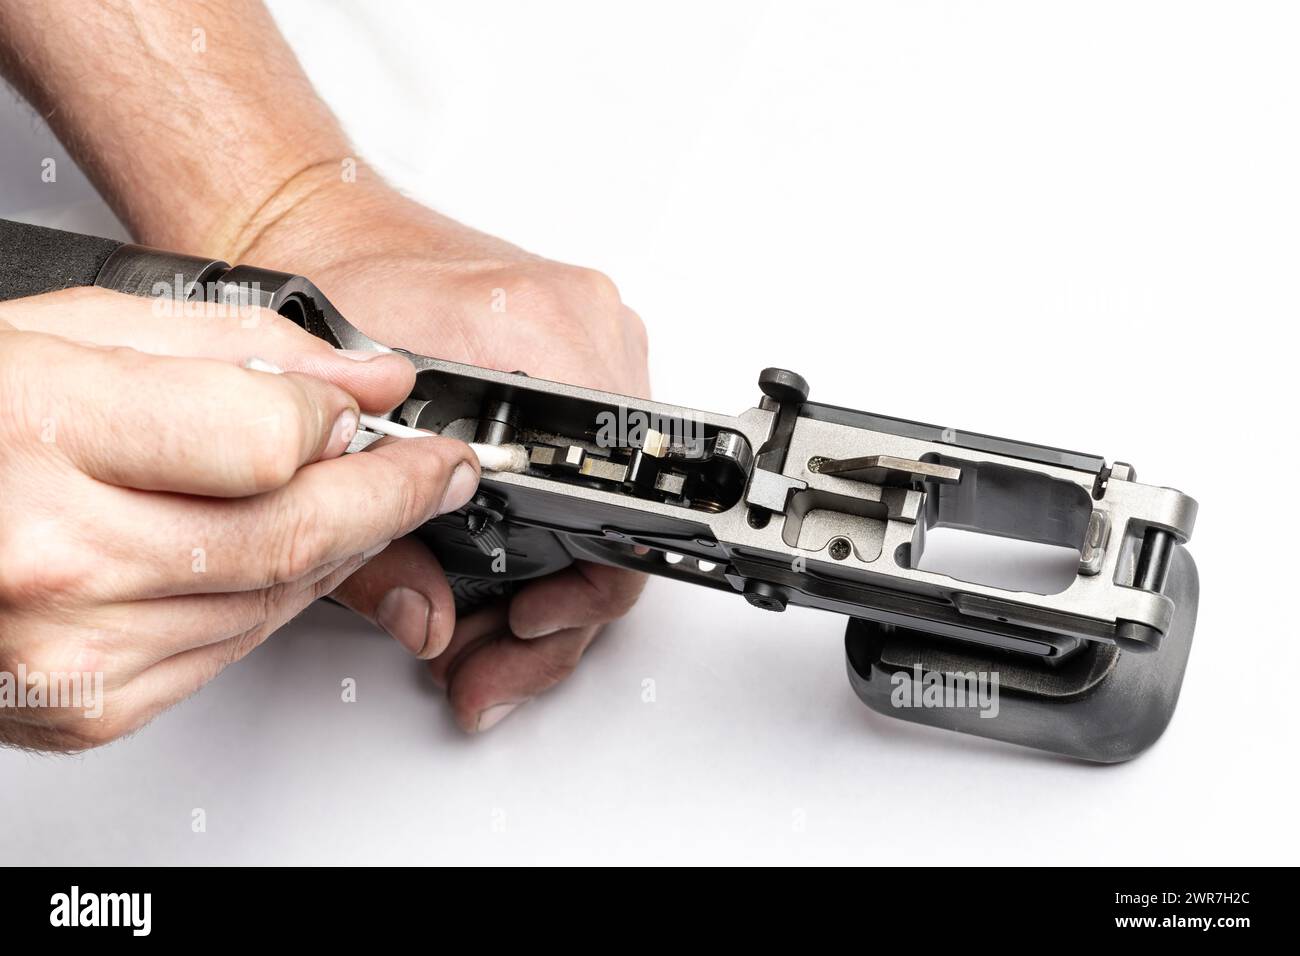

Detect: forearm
0,0,351,258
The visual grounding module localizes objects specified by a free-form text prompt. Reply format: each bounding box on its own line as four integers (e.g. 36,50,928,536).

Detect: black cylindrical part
1135,529,1175,593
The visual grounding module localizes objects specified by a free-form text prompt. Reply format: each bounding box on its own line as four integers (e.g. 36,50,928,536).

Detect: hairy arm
0,0,347,258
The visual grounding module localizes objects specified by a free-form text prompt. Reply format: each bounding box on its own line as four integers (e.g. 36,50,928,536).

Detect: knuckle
587,568,647,619
244,380,310,487
0,531,93,606
251,309,331,355
14,645,64,681
603,590,639,619
571,266,621,306
220,628,268,668
413,449,455,523
66,633,111,678
524,641,582,687
311,556,363,603
623,306,649,355
504,272,568,318
246,437,302,491
181,643,235,690
253,579,292,625
372,444,445,531
20,635,108,686
382,456,424,530
267,500,324,584
502,266,621,319
250,305,298,335
272,377,317,445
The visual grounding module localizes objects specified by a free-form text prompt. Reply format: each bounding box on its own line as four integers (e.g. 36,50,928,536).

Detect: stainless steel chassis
269,262,1199,763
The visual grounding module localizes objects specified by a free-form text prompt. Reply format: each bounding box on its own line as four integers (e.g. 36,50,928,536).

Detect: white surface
1,0,1297,865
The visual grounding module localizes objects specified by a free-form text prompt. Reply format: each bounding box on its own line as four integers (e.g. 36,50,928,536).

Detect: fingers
10,546,375,751
414,563,646,734
119,550,373,733
199,435,477,591
508,563,647,639
28,332,363,496
0,286,414,413
89,435,478,599
426,605,509,690
429,608,603,733
81,548,380,675
329,535,457,659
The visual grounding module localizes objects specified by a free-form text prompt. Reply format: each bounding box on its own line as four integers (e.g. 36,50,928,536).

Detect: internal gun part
744,368,811,519
525,428,749,512
474,399,519,446
810,454,962,487
463,490,508,556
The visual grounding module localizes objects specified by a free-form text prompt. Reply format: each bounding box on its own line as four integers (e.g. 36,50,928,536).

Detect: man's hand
232,179,651,733
0,0,652,734
0,288,479,750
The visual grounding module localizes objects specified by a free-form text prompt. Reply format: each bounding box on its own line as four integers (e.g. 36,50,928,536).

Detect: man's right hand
0,287,479,751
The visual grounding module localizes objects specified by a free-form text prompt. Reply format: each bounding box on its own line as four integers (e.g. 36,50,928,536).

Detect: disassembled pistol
0,220,1200,762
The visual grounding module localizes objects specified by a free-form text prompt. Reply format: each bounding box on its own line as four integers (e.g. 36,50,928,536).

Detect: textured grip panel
0,219,123,302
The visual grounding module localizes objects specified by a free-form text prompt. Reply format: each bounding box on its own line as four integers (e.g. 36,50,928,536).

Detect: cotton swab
242,357,528,473
357,413,529,473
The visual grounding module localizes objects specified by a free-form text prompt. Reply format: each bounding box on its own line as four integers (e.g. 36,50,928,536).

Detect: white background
1,0,1296,864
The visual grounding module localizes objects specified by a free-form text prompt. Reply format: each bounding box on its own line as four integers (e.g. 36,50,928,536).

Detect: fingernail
325,408,360,457
243,356,284,374
375,587,432,657
336,349,384,361
476,700,525,733
438,461,479,515
361,540,391,561
517,624,562,640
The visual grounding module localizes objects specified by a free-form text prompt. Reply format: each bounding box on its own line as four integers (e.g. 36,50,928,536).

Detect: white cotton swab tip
467,441,530,474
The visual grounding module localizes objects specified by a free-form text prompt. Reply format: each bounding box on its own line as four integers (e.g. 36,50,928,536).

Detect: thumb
330,536,458,660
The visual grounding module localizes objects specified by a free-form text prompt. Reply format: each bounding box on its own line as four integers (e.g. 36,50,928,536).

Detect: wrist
222,170,529,282
120,134,360,264
201,159,384,267
219,166,440,272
